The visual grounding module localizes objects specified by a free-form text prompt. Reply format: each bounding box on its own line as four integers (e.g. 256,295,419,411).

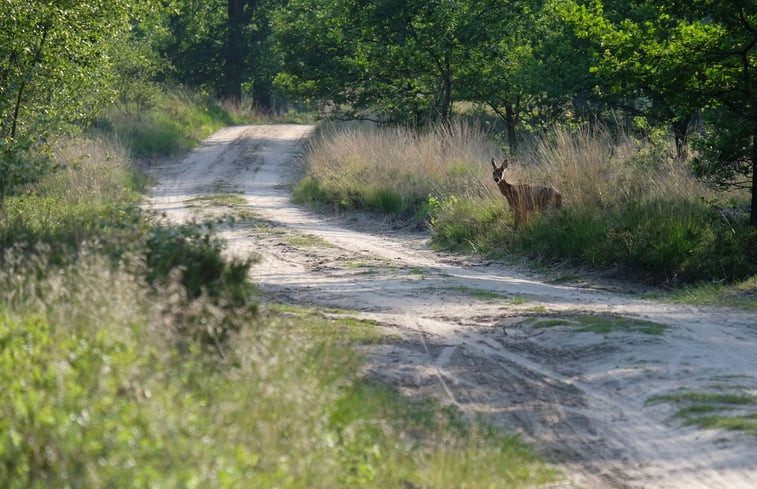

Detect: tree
161,0,273,107
457,0,597,151
273,0,501,126
561,0,757,224
0,0,156,204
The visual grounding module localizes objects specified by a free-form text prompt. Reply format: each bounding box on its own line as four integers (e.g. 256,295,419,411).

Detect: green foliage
513,201,757,283
273,0,540,125
103,89,248,157
0,0,167,200
0,136,52,204
428,195,513,256
143,223,254,303
292,175,333,205
0,306,164,488
560,0,757,222
159,0,275,107
0,132,255,351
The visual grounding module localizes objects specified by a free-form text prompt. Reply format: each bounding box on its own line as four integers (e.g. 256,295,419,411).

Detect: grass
532,315,668,335
102,87,264,158
449,286,505,300
286,232,335,248
186,193,248,207
297,120,757,287
665,277,757,309
293,121,499,216
648,390,757,436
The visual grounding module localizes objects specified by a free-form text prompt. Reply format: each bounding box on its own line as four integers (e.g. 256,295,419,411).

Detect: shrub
143,222,254,305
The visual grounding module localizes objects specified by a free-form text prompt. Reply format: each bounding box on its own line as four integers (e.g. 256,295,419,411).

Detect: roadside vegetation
297,122,757,290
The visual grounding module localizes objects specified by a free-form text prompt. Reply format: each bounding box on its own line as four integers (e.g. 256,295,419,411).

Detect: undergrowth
98,87,264,158
299,121,757,285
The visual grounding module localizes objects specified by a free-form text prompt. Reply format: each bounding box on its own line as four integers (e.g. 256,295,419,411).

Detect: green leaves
0,0,163,201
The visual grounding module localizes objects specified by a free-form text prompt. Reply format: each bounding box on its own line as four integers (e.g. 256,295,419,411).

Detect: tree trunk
672,114,692,161
225,0,252,104
225,0,243,103
505,103,517,154
10,24,49,139
252,78,272,113
751,127,756,226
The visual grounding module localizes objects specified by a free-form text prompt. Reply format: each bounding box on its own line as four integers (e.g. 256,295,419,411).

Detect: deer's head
491,158,509,184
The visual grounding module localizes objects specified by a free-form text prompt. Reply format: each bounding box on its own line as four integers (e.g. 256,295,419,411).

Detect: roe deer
491,157,562,227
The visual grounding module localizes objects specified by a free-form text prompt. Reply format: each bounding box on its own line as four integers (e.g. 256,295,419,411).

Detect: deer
491,157,562,228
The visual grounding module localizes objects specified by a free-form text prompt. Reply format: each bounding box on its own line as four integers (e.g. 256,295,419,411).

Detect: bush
512,200,757,283
101,88,257,158
428,195,514,256
143,223,254,305
0,135,256,347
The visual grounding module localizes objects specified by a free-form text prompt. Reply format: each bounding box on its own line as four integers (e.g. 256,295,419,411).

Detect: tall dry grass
299,120,755,282
517,124,708,211
46,136,138,203
297,121,502,213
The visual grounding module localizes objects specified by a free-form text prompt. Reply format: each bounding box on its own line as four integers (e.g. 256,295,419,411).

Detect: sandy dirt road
148,124,757,489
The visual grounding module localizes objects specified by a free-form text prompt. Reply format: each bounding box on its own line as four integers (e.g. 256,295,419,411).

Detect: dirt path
148,125,757,489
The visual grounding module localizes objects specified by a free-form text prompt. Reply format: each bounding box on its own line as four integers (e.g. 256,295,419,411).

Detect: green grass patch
344,262,381,269
428,195,513,256
186,193,247,207
689,414,757,433
510,201,757,284
649,391,755,406
263,304,384,344
531,315,667,335
423,285,506,301
648,390,757,436
574,315,668,335
450,286,504,300
532,318,571,328
286,232,335,248
665,276,757,310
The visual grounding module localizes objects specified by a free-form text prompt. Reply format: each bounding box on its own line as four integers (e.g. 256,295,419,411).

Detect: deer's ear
501,158,509,169
491,158,497,169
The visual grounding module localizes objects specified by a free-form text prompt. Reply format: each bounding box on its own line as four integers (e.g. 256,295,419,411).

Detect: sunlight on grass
185,193,247,207
286,232,335,248
532,315,668,335
647,390,757,436
667,276,757,310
